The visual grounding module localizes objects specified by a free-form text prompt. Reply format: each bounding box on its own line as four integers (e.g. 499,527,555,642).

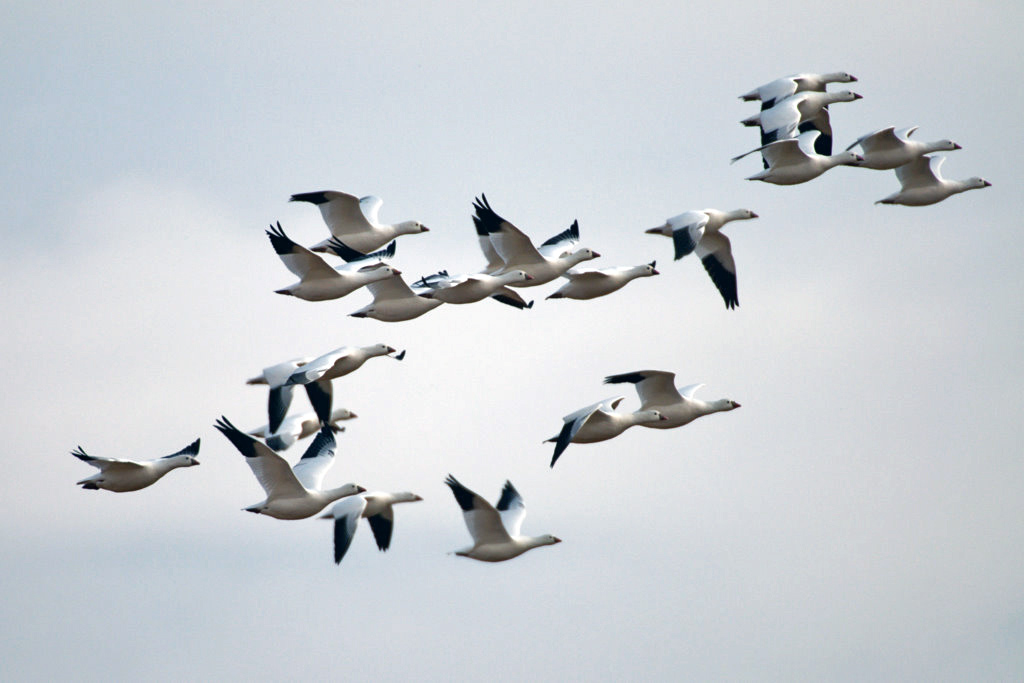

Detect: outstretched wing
604,371,683,409
328,495,368,564
495,480,526,537
213,416,306,498
695,232,738,309
445,475,512,545
290,426,338,491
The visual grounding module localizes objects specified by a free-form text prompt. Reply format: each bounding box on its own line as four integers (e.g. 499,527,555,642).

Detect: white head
329,408,358,422
396,220,429,236
568,247,600,264
962,177,992,191
502,270,534,284
825,72,857,83
635,409,668,425
829,90,863,104
835,151,865,165
365,343,398,357
531,534,562,548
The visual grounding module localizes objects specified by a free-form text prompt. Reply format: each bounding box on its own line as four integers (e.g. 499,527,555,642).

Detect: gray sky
3,2,1023,681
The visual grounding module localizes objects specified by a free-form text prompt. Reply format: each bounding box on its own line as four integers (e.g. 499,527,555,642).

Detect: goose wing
213,417,306,498
290,426,338,491
445,475,513,545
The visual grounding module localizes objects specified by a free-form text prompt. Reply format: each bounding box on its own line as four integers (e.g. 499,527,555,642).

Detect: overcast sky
3,2,1023,681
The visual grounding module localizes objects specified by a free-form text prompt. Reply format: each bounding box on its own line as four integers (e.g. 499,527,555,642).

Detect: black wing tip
163,438,201,459
550,421,574,467
445,474,476,511
495,480,520,511
290,191,332,205
265,221,295,255
491,294,533,310
700,255,739,310
70,446,93,461
604,372,647,385
300,425,337,460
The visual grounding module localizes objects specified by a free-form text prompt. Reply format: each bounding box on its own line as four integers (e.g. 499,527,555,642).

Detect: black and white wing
265,222,339,281
213,416,306,498
365,505,395,551
666,211,708,260
290,191,375,238
327,495,368,564
495,480,526,537
445,475,512,545
538,220,580,259
69,447,143,472
604,370,683,410
695,232,739,309
290,426,338,491
473,195,546,266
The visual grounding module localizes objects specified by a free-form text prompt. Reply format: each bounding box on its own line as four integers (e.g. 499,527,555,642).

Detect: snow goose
285,344,402,425
265,222,400,301
546,396,667,467
72,438,200,492
249,408,357,451
741,90,862,155
472,195,600,286
214,417,364,519
445,476,561,562
290,191,429,254
845,127,962,170
604,371,740,429
348,272,444,322
740,72,857,109
646,208,758,309
732,130,863,185
546,262,659,301
319,491,423,564
875,155,991,206
414,270,535,308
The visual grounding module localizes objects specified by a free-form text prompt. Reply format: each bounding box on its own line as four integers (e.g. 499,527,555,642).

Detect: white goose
740,72,857,108
266,222,399,301
604,371,740,429
290,191,429,254
741,90,862,155
646,208,758,309
875,155,991,206
249,408,357,451
445,476,561,562
286,344,402,425
732,130,863,185
545,396,667,467
415,269,535,307
546,262,659,300
320,491,423,564
845,127,961,170
348,272,444,322
72,438,200,492
214,417,364,519
472,195,600,286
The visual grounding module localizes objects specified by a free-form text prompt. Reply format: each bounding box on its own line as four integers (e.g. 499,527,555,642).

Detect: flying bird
732,130,863,185
472,195,600,286
249,408,357,451
320,491,423,564
290,190,429,254
546,396,666,467
741,90,862,156
604,371,741,429
347,272,445,322
875,155,991,206
444,475,561,562
265,222,399,301
844,126,961,170
739,72,857,109
285,344,403,425
546,262,659,301
414,269,535,308
214,417,364,519
71,438,200,492
645,208,758,309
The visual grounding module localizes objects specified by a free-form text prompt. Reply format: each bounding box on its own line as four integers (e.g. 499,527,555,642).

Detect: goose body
547,262,659,300
72,439,200,492
546,396,666,467
214,417,364,520
741,90,862,155
285,344,401,425
249,408,357,451
348,273,444,321
604,371,740,429
876,155,991,206
265,222,399,301
416,269,535,306
846,126,961,170
472,195,599,286
646,208,758,309
733,131,863,185
290,191,429,254
445,476,560,562
740,72,857,108
321,491,423,564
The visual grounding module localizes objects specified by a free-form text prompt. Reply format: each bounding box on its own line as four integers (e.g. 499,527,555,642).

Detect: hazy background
3,2,1022,680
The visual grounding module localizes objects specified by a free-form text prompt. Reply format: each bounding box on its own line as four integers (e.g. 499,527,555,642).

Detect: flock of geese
72,70,989,564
